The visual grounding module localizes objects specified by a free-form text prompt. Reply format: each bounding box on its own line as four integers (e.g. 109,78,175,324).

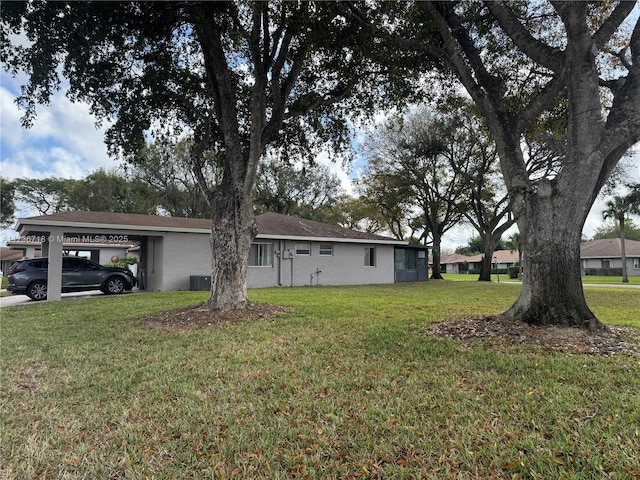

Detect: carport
14,211,212,301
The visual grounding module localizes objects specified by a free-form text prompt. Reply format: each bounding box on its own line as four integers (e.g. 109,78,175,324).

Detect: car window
30,260,48,269
66,258,97,270
63,258,84,270
82,259,102,270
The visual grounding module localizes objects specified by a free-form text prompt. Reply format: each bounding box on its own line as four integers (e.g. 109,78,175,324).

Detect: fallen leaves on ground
143,304,640,357
426,315,640,356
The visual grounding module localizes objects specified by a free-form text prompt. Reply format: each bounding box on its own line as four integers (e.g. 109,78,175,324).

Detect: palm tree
504,232,522,279
602,194,640,283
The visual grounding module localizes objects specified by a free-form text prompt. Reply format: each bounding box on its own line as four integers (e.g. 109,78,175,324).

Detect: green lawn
443,272,640,285
2,282,639,478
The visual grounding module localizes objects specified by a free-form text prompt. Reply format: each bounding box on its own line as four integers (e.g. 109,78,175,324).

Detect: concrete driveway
0,289,142,307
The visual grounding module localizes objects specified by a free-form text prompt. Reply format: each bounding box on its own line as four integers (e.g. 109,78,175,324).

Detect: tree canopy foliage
253,157,345,223
11,170,157,216
130,140,212,219
0,177,15,227
593,219,640,242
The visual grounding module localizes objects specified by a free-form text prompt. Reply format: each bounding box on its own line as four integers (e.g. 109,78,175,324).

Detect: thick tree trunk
620,219,629,283
478,254,493,282
430,232,444,279
207,184,257,310
478,233,502,281
504,188,603,330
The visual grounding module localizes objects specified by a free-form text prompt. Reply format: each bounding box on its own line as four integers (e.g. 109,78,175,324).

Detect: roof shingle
17,211,401,243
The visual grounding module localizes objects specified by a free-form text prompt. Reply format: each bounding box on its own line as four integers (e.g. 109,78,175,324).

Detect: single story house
0,246,29,277
441,249,519,274
12,211,428,301
440,253,471,274
441,237,640,277
580,238,640,276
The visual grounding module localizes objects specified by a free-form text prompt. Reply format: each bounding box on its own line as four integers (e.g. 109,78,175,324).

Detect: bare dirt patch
142,302,293,329
17,361,47,390
427,315,640,357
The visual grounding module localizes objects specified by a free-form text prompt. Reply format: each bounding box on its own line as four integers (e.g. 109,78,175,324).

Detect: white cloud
0,75,118,182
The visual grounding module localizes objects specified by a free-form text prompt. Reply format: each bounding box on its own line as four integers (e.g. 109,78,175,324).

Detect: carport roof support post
43,229,64,301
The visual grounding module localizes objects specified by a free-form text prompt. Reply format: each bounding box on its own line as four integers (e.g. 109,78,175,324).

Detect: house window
418,250,427,266
295,243,311,256
319,244,333,256
394,249,405,270
248,243,273,267
634,258,640,269
601,259,610,269
365,247,376,267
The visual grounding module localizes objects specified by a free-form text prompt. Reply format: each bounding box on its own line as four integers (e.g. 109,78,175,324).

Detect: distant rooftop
580,238,640,258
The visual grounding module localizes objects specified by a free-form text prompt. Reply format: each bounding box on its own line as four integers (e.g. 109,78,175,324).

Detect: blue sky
1,62,639,249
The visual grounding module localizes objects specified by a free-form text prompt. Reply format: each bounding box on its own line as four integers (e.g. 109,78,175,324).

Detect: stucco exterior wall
581,257,640,276
144,236,165,290
98,247,128,265
444,263,461,274
256,240,395,287
160,232,212,290
146,234,397,290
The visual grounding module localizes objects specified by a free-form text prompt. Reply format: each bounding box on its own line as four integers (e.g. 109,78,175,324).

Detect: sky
1,60,639,250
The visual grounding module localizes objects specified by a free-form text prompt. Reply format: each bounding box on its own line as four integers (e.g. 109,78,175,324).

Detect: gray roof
18,210,211,230
17,211,403,244
580,238,640,258
255,212,398,242
0,247,29,262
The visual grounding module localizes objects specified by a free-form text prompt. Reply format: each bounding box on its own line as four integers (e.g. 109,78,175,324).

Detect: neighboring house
440,253,470,274
13,211,427,299
441,238,640,277
441,250,519,274
580,238,640,276
466,249,519,273
0,247,32,278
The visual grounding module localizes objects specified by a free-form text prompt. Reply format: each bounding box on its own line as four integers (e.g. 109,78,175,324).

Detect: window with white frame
364,247,376,267
634,258,640,269
601,259,611,269
248,243,273,267
319,244,333,256
295,243,311,256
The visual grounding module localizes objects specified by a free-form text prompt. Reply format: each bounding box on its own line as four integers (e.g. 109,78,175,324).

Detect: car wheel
104,276,125,295
27,281,47,301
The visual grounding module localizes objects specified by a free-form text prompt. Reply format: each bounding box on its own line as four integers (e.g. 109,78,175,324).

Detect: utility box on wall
190,275,211,291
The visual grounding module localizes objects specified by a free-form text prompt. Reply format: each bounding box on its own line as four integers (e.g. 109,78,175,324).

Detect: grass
1,282,639,479
443,272,640,285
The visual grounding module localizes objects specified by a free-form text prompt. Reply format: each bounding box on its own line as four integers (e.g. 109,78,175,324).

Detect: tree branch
592,1,636,51
343,2,447,59
517,76,565,132
485,1,564,73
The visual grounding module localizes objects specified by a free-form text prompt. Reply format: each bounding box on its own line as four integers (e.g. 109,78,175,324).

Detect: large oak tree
350,1,640,327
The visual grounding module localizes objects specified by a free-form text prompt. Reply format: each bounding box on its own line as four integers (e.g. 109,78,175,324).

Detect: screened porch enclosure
394,246,429,283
